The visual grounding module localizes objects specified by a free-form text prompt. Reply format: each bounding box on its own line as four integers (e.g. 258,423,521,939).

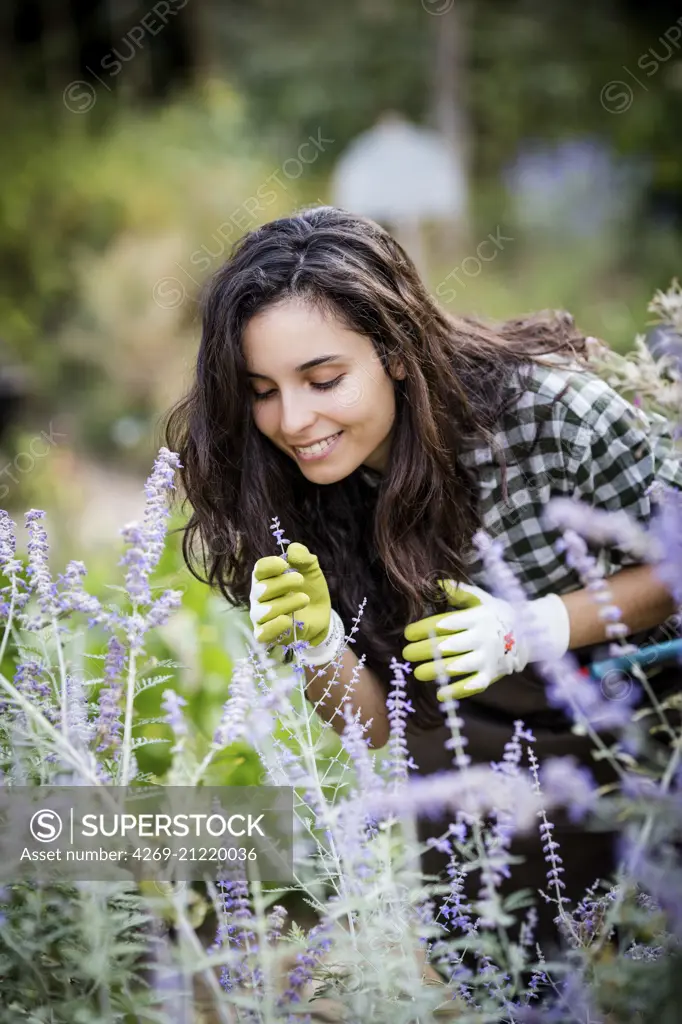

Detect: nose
279,388,318,439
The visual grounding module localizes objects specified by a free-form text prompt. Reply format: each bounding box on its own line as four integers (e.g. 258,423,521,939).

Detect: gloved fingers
253,555,292,581
411,650,485,683
254,613,295,645
436,671,489,702
432,628,485,657
403,607,480,643
404,611,461,643
253,591,310,628
436,607,484,634
250,570,305,604
285,542,319,571
402,629,475,663
437,580,487,607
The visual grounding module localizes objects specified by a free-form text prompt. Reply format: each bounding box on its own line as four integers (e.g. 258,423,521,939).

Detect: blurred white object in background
331,111,468,274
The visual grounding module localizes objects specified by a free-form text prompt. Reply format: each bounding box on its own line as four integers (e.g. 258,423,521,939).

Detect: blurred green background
1,0,681,778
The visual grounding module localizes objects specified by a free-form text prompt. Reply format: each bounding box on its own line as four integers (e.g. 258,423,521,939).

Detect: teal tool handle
589,638,682,680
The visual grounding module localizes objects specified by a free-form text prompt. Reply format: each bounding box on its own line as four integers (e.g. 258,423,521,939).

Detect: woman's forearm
303,647,390,749
559,563,677,649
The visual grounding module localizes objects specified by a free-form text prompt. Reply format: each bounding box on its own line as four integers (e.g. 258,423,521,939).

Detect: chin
300,464,350,485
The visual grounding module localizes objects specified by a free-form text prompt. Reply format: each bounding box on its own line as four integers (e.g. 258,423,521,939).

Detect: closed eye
252,375,346,402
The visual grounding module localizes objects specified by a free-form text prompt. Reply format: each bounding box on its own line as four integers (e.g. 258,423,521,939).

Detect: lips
292,432,339,448
294,431,342,453
293,431,344,461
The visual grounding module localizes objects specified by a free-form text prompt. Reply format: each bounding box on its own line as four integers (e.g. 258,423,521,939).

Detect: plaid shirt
454,358,682,599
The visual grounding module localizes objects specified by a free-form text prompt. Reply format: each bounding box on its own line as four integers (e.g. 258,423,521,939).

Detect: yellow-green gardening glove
401,580,570,701
248,542,346,667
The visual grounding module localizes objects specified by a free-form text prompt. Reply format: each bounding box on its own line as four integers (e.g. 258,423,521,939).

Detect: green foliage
0,882,162,1022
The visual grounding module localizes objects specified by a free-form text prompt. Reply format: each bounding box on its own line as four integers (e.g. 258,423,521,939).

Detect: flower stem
52,614,68,738
118,643,138,788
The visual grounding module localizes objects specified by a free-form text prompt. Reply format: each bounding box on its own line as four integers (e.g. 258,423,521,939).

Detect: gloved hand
401,580,570,701
249,542,346,667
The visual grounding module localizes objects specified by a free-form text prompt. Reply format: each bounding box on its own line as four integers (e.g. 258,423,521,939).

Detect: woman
166,205,682,946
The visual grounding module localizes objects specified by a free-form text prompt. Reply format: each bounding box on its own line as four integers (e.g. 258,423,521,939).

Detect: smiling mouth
293,431,343,455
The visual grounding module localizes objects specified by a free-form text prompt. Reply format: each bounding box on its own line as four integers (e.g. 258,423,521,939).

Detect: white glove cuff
298,609,346,667
526,593,571,663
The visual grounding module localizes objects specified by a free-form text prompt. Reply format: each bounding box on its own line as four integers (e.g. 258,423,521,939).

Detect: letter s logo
30,809,63,842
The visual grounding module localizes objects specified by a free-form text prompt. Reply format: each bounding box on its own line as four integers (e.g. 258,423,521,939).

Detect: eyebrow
247,354,343,379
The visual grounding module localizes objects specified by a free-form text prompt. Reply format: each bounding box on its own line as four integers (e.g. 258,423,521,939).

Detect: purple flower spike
384,657,417,786
56,560,103,622
25,510,57,618
340,700,384,796
0,511,20,577
651,487,682,606
161,689,188,753
96,636,125,754
120,448,181,607
539,755,598,824
269,516,290,549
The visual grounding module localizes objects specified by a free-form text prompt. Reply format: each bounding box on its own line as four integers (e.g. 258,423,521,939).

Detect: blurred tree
2,0,198,101
196,0,682,211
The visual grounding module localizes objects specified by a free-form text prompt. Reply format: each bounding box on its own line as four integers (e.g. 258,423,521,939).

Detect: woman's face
242,297,404,483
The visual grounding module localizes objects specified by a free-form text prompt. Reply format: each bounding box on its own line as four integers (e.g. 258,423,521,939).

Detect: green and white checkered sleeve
569,379,682,567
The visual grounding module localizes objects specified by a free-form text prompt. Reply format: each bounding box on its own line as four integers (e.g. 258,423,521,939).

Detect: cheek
251,402,273,434
337,373,394,422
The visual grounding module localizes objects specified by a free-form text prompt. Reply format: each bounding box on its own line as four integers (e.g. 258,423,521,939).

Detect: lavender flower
335,791,381,885
555,528,630,644
96,636,125,755
120,522,150,605
360,763,540,833
626,942,665,961
269,516,290,549
144,588,183,631
266,904,288,944
478,720,537,913
119,448,181,607
539,756,598,824
278,920,333,1008
12,658,57,725
473,529,635,729
0,511,22,622
438,860,475,935
544,497,659,564
570,881,621,944
143,447,181,571
441,696,471,771
161,689,188,753
491,718,535,778
213,658,272,749
66,673,95,750
528,749,572,930
25,510,57,619
519,906,538,950
340,700,384,797
209,876,259,996
650,486,682,606
0,510,21,579
384,658,417,787
56,560,103,623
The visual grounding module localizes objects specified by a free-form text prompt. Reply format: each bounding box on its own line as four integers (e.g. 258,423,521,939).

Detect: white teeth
296,432,341,455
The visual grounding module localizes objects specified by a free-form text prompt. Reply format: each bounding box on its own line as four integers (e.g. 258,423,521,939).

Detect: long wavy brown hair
165,205,591,727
